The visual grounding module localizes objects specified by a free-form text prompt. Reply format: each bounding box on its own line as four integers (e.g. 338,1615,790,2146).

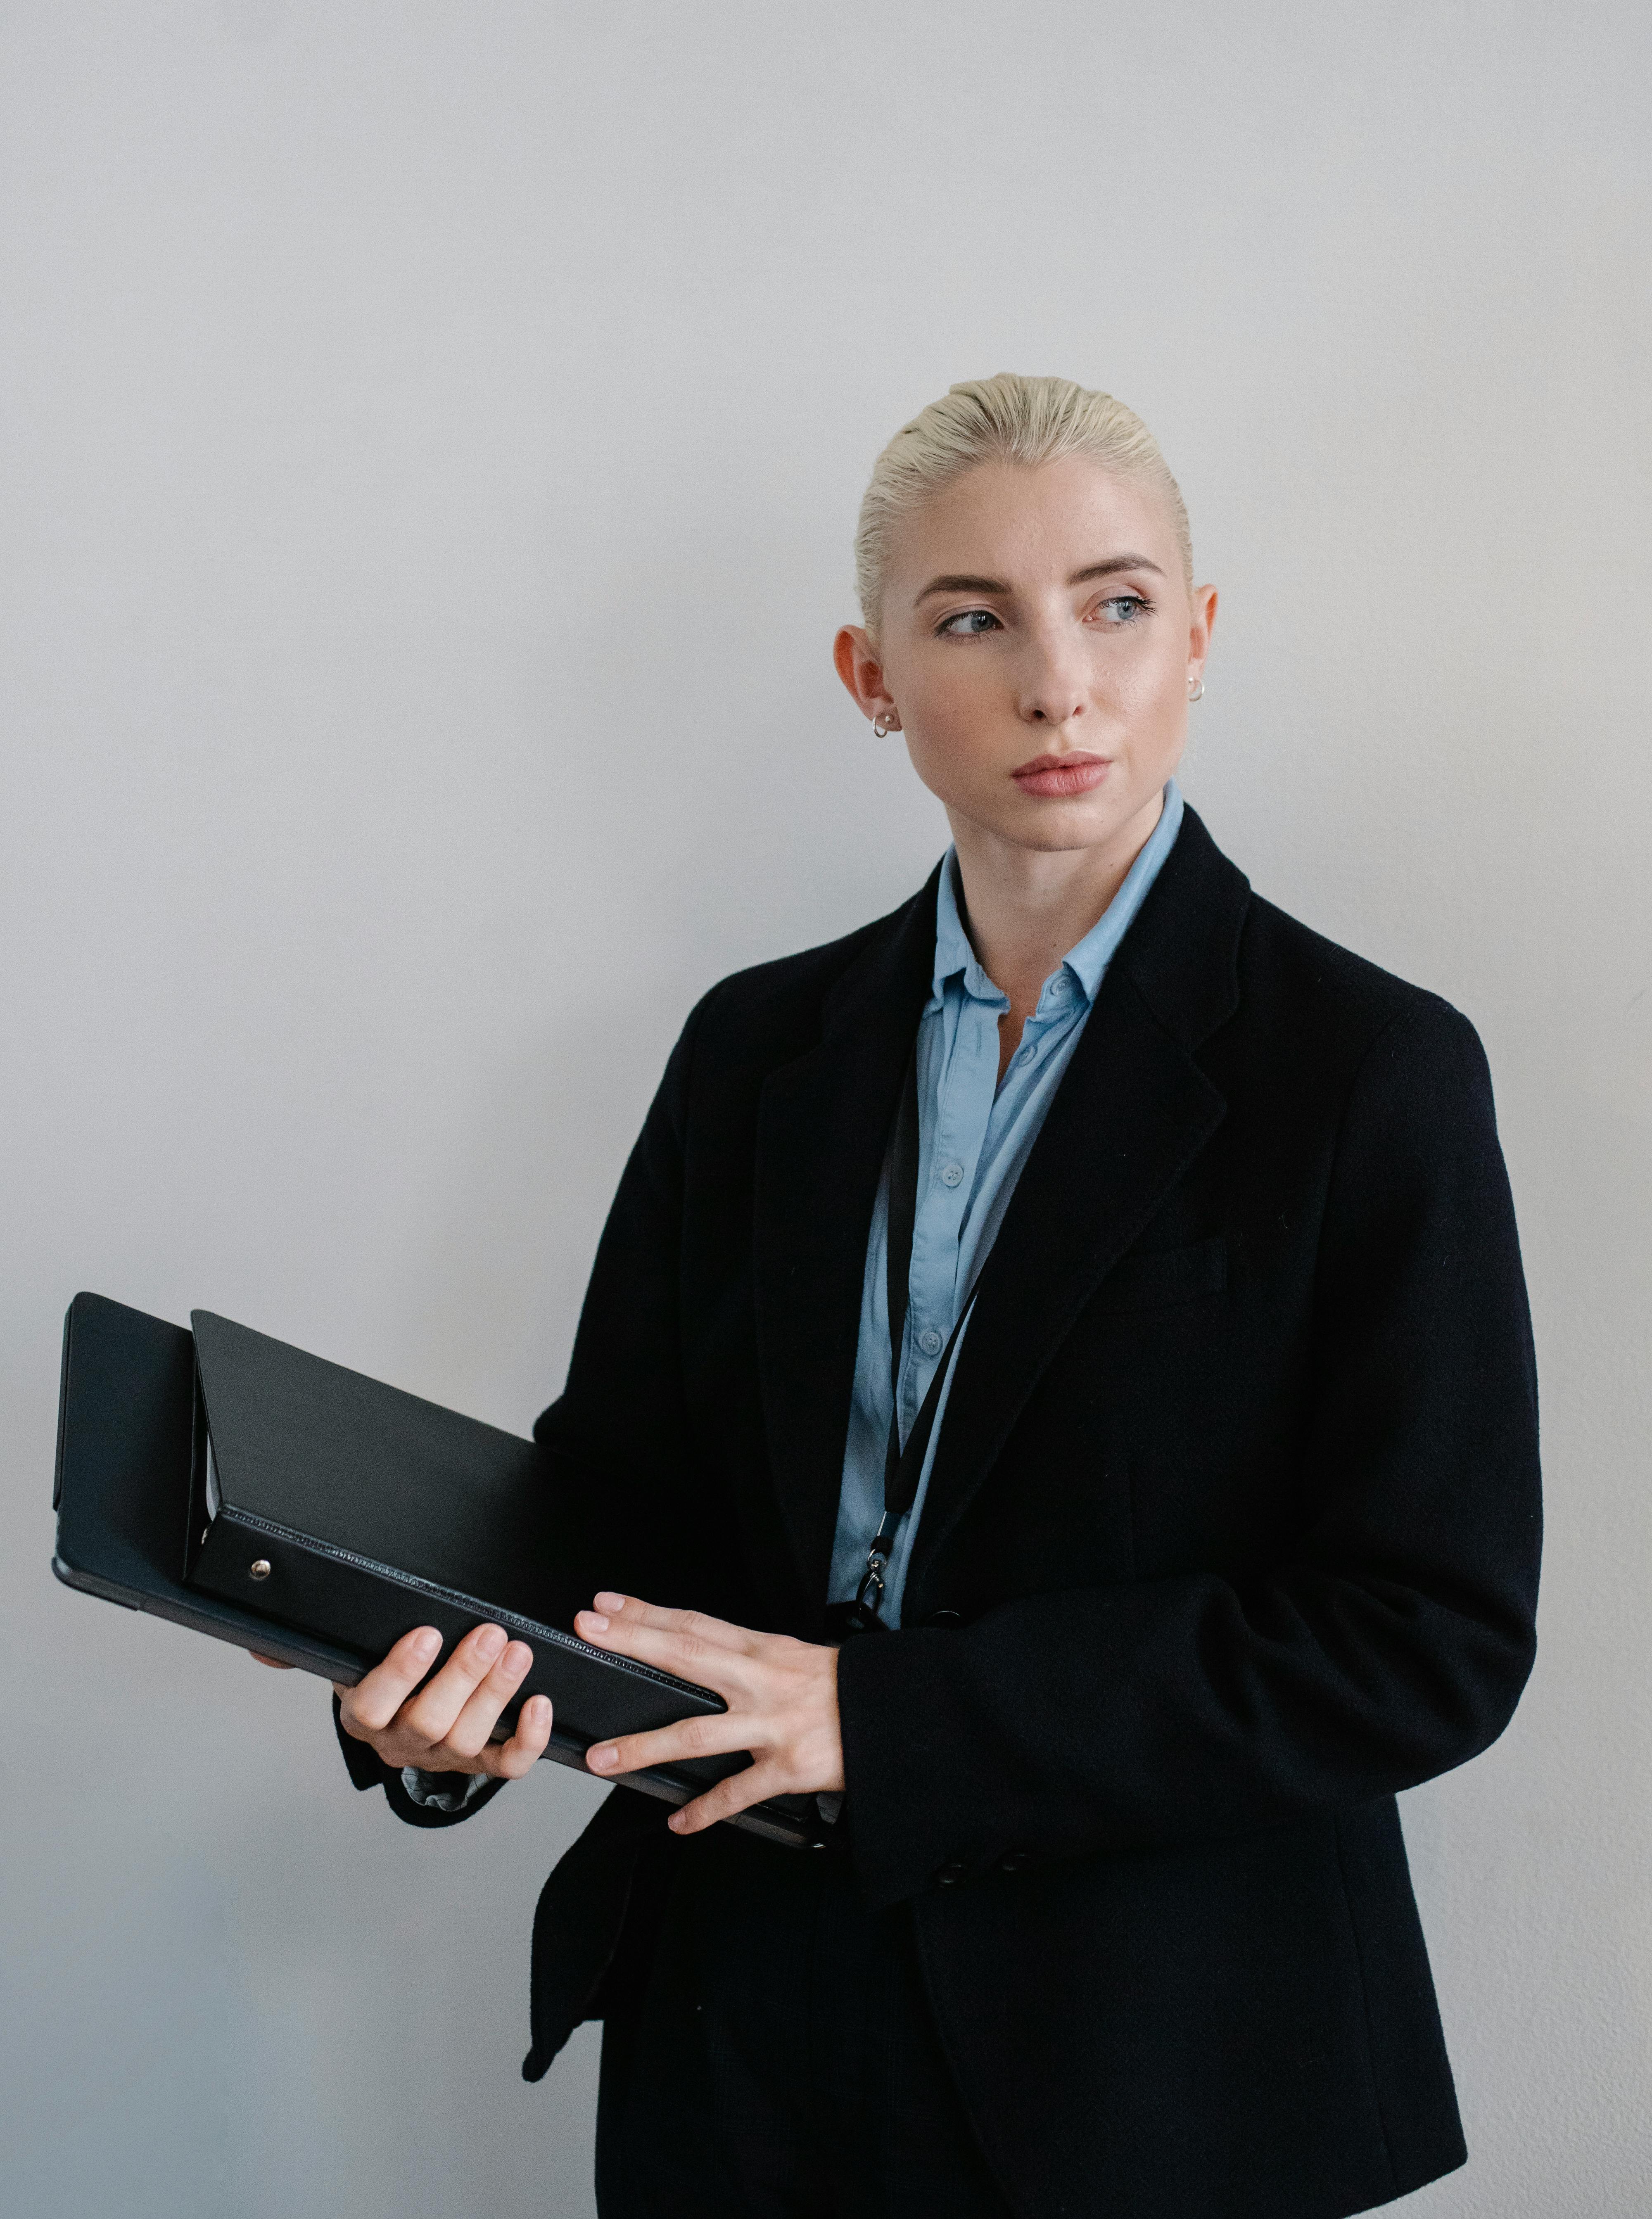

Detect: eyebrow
913,554,1165,607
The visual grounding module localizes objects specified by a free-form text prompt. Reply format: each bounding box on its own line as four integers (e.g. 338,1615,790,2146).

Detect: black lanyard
835,1045,982,1636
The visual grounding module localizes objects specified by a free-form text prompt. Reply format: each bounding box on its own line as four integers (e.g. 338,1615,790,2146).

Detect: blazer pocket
1094,1235,1227,1313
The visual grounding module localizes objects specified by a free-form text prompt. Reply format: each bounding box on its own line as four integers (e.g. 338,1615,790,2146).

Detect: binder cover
52,1293,817,1846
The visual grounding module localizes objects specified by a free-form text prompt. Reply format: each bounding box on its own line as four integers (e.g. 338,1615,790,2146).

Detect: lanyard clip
854,1556,886,1618
854,1517,899,1620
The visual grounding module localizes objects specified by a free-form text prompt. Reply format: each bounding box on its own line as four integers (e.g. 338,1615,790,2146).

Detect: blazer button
996,1850,1031,1875
921,1608,963,1628
934,1860,969,1888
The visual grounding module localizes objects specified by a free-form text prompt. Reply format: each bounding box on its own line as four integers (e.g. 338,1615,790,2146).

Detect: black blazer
344,806,1541,2219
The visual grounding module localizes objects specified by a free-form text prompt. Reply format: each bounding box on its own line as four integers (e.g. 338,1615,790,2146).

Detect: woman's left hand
575,1592,844,1834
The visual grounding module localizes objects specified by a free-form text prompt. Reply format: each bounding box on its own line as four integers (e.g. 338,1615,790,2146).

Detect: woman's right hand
330,1621,553,1779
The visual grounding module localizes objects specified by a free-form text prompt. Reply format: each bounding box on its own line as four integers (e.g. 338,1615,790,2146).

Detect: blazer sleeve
835,995,1543,1907
332,1693,508,1830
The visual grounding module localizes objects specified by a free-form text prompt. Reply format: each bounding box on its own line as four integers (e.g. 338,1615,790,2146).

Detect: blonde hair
854,373,1192,633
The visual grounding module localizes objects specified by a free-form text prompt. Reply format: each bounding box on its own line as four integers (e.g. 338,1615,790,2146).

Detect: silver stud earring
1187,675,1205,702
873,711,901,737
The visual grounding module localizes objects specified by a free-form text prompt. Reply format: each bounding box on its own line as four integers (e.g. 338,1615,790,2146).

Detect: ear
1187,586,1218,686
833,625,898,726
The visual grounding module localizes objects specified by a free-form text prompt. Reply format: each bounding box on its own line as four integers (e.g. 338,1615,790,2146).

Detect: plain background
2,5,1647,2214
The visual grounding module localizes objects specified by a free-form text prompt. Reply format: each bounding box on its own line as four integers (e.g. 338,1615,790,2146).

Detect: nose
1026,691,1084,726
1018,627,1088,728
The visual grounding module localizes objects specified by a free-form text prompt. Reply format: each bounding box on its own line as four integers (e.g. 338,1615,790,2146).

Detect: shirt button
1047,976,1068,999
1014,1045,1035,1068
918,1327,943,1356
939,1160,964,1188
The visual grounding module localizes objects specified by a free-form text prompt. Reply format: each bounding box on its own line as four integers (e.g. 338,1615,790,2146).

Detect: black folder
52,1292,817,1846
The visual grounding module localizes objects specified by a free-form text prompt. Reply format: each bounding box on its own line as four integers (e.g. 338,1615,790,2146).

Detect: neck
948,787,1165,1025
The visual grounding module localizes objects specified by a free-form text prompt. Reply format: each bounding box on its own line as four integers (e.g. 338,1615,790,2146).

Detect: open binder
52,1291,817,1846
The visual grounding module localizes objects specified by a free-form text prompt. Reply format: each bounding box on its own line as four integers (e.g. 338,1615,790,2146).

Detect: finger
437,1640,535,1762
585,1709,757,1780
584,1595,751,1656
249,1652,294,1669
575,1607,748,1690
667,1758,786,1836
483,1692,554,1781
339,1626,442,1735
398,1623,511,1746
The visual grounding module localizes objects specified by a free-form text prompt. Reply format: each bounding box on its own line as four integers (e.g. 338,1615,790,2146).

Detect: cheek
1105,634,1187,721
909,650,997,712
902,722,987,802
902,662,1002,756
899,695,1004,812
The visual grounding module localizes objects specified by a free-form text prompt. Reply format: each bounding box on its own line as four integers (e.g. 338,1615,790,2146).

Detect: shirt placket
899,982,1000,1439
1001,967,1079,1087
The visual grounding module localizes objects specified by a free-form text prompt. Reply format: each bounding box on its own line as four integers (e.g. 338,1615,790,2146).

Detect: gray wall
3,5,1647,2213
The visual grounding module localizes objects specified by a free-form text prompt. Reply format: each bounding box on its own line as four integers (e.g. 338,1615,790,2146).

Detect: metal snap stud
249,1559,271,1581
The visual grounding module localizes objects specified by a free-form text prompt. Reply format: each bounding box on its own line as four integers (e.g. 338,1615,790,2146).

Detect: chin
989,802,1133,855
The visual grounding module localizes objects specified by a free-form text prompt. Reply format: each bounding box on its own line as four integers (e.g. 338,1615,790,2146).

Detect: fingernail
528,1696,551,1728
589,1744,617,1772
476,1625,506,1661
501,1642,531,1678
594,1592,625,1613
582,1612,610,1635
668,1811,688,1832
412,1628,440,1660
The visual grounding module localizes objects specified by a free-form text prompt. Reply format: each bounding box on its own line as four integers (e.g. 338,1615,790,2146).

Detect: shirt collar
931,777,1184,1010
933,849,1003,1006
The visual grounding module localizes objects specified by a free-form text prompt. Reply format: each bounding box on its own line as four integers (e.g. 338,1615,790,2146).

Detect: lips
1011,752,1111,799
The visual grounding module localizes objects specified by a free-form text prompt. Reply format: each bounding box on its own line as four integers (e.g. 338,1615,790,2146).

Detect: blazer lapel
751,871,940,1614
907,808,1251,1587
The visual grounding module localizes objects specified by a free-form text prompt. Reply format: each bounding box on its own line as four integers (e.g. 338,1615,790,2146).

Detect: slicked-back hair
854,372,1192,635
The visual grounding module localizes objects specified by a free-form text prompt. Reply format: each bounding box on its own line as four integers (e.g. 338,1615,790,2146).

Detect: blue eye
1097,594,1149,624
936,608,1002,638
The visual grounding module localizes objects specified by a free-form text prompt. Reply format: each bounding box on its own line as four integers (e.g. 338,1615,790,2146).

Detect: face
835,454,1216,869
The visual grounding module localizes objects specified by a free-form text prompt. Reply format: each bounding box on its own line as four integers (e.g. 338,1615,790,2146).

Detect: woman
320,376,1541,2218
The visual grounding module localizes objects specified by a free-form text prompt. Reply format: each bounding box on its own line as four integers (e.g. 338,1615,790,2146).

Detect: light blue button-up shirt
827,780,1185,1627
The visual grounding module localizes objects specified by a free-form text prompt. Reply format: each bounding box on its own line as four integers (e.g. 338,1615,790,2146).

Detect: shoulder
1231,892,1491,1110
1142,807,1488,1098
683,887,927,1067
698,911,894,1029
638,870,938,1140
